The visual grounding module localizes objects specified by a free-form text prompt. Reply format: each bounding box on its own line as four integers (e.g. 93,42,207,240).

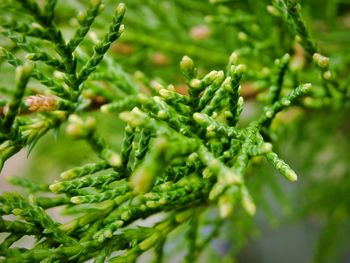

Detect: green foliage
0,0,349,262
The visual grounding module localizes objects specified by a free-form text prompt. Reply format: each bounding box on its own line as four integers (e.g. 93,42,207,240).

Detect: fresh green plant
0,0,349,262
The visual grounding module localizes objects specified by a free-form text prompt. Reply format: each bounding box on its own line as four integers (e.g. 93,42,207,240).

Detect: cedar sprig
0,0,349,262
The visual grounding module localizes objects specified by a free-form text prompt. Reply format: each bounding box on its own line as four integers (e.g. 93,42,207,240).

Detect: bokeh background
1,0,350,262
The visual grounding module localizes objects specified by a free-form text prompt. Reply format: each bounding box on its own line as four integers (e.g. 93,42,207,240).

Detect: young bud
157,110,167,119
88,31,99,44
209,183,226,200
0,47,6,57
284,169,298,182
242,194,256,215
180,56,196,79
49,182,63,193
265,109,274,118
231,64,246,76
281,53,291,64
188,152,199,162
159,89,171,98
119,108,146,128
118,24,125,35
66,122,87,139
219,194,234,218
238,32,248,42
15,62,33,84
180,56,194,72
229,52,238,65
70,196,82,204
313,53,330,69
261,142,273,153
146,200,159,208
215,70,225,83
116,3,126,17
202,167,213,179
189,79,201,89
77,11,86,23
323,70,332,80
150,80,164,92
98,4,105,13
167,84,176,92
221,170,242,184
0,140,13,151
207,70,219,81
101,149,122,167
222,77,232,91
267,5,280,16
266,152,298,182
60,170,76,180
193,112,207,124
301,83,312,93
131,163,154,193
151,52,169,66
281,98,291,106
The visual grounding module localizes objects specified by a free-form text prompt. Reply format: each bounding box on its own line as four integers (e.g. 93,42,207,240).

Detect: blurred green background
1,0,350,262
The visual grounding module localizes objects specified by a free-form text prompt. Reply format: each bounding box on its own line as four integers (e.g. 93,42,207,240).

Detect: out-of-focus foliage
0,0,349,262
